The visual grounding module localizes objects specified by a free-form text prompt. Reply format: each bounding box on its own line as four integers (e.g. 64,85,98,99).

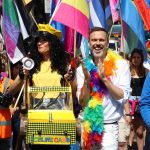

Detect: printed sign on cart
33,135,70,145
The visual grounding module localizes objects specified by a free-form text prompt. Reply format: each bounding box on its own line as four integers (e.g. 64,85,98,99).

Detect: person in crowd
75,27,131,150
118,54,131,150
140,43,150,150
8,24,75,150
0,58,17,150
128,48,148,150
10,62,23,150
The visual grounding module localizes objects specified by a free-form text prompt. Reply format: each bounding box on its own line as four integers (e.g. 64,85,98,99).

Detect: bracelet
125,113,131,116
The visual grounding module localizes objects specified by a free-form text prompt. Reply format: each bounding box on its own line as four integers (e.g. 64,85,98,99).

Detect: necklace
82,49,122,149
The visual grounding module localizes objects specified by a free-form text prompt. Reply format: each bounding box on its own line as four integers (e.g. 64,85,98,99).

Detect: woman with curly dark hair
27,24,70,110
26,24,74,150
30,24,68,77
8,24,76,150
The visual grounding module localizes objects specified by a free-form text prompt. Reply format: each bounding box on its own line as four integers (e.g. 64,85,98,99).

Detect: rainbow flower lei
82,50,122,149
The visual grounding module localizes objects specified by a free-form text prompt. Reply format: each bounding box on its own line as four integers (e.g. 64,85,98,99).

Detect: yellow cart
25,86,76,149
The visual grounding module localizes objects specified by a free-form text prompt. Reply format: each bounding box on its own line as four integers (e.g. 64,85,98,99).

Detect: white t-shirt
76,59,131,123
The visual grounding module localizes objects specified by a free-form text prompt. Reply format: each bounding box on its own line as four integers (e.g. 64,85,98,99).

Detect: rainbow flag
53,0,89,39
134,0,150,31
120,0,146,58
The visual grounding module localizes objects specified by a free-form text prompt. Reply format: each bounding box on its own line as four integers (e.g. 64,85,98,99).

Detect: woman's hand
19,67,29,80
64,67,75,82
9,105,19,116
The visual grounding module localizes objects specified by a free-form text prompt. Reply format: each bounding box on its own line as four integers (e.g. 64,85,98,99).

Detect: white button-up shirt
76,59,131,123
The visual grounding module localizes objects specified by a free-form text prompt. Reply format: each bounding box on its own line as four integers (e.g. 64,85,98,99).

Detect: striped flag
53,0,89,39
109,0,119,23
23,0,34,12
50,0,65,42
80,0,113,59
89,0,113,32
134,0,150,31
50,0,74,56
2,0,37,63
2,0,25,63
120,0,146,58
80,36,89,58
14,0,37,40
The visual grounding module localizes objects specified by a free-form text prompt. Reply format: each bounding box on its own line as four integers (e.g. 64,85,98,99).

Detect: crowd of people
0,24,150,150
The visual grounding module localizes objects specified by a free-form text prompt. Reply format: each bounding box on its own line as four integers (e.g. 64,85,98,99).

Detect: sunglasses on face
36,37,49,42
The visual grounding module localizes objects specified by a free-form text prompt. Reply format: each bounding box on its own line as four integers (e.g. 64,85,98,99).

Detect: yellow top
32,61,62,99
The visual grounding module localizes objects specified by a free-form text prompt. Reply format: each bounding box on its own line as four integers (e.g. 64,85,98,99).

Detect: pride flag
134,0,150,31
53,0,89,39
2,0,24,63
50,0,65,42
2,0,37,63
23,0,34,12
109,0,119,23
89,0,113,31
50,0,74,56
14,0,37,40
120,0,146,58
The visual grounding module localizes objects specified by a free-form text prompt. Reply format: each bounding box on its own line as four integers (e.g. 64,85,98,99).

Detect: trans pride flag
120,0,146,58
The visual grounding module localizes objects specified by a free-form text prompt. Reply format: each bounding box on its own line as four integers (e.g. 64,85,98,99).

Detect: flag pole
14,84,25,108
108,23,114,41
49,0,61,24
22,0,38,27
74,31,77,57
29,12,38,27
118,0,125,59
